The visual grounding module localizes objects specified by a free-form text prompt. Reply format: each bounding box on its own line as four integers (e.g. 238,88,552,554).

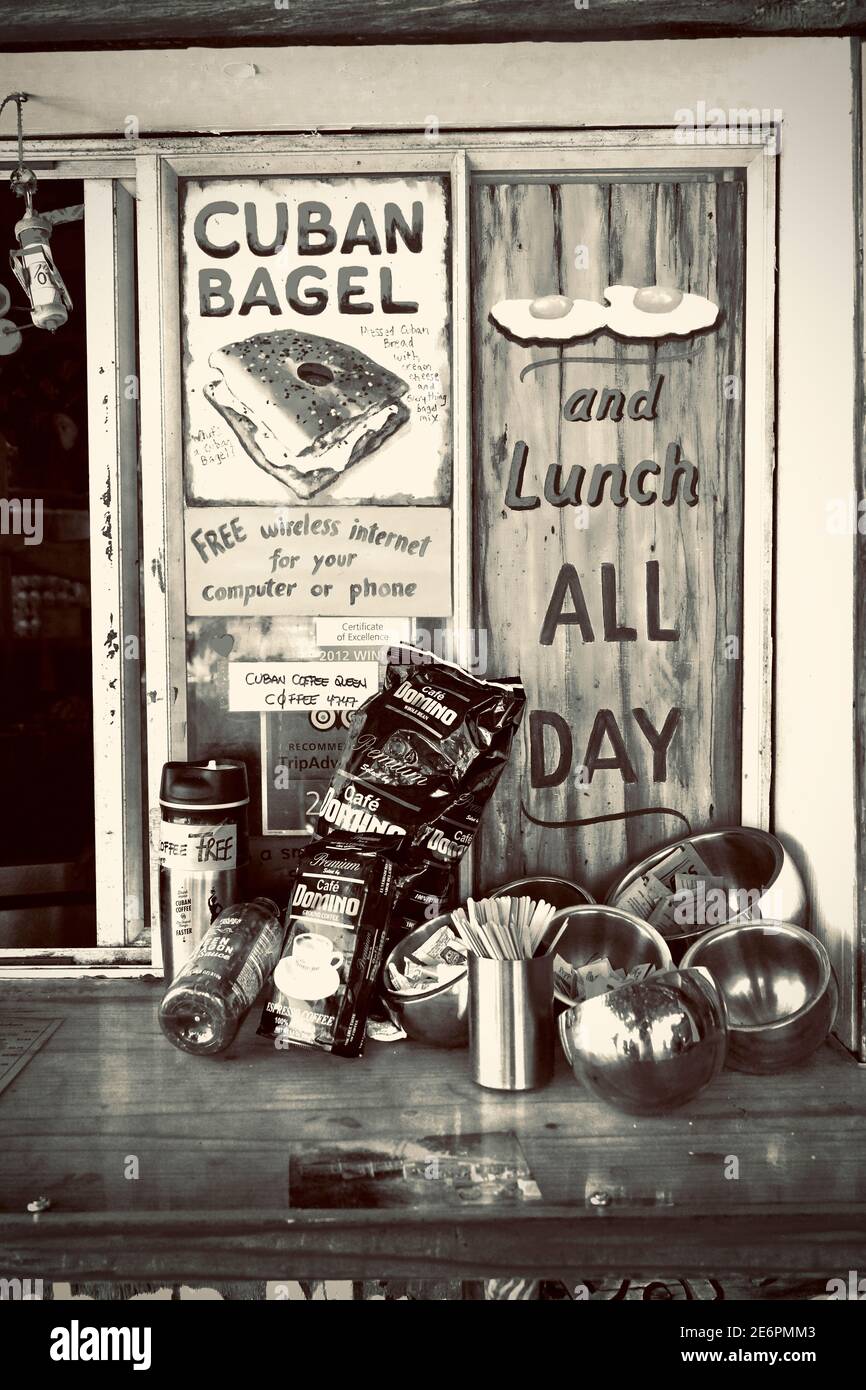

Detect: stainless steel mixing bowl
559,966,728,1113
489,876,595,911
382,915,469,1048
548,904,672,1006
605,827,808,961
680,921,837,1073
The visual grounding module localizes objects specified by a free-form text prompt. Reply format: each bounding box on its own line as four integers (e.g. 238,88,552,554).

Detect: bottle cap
159,759,249,810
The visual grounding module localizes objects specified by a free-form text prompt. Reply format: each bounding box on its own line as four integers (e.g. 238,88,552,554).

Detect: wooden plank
451,150,474,898
136,155,187,971
471,175,747,896
3,1,866,47
84,180,146,950
0,948,152,964
0,135,780,163
0,982,864,1279
470,180,557,885
2,1208,866,1284
169,151,455,175
0,160,136,178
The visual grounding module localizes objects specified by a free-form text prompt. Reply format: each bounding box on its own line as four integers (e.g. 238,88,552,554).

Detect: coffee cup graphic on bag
274,932,344,1001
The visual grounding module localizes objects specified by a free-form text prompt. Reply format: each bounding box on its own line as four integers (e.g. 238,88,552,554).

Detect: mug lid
159,758,249,808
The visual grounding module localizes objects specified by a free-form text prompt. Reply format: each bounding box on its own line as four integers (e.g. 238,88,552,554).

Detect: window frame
0,160,148,974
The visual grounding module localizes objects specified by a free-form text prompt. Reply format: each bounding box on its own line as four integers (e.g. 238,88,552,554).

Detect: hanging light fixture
1,92,72,333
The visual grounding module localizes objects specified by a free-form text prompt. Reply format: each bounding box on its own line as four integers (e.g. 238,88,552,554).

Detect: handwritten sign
185,505,452,616
228,660,378,713
180,176,451,507
471,177,746,894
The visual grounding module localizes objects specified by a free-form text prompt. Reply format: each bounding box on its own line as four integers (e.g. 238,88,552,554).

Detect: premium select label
258,840,396,1058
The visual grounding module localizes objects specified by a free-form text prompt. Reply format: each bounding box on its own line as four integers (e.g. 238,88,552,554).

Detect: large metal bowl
605,827,808,961
548,904,672,1007
559,966,728,1113
680,921,837,1073
488,876,595,911
381,915,469,1048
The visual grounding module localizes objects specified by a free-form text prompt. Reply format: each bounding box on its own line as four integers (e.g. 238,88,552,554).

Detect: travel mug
158,758,249,979
468,954,555,1091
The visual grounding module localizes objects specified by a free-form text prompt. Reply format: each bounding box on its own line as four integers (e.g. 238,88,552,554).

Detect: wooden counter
1,979,865,1284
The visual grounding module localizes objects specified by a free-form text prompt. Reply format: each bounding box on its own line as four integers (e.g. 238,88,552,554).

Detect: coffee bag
316,646,525,932
258,839,396,1057
315,646,525,846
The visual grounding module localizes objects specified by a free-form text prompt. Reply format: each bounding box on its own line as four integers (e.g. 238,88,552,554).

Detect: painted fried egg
603,284,719,339
490,294,608,344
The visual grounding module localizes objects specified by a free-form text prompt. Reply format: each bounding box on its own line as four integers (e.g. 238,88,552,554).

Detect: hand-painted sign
185,505,451,617
180,176,451,506
472,177,746,894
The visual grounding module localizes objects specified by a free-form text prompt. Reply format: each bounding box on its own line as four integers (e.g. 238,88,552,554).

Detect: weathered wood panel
0,984,864,1282
471,176,745,896
84,180,146,949
3,0,866,47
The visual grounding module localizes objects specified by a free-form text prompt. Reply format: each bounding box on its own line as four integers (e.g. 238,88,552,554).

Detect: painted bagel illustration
205,330,410,499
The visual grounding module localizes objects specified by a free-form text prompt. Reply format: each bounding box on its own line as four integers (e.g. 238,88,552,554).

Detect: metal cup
468,954,555,1091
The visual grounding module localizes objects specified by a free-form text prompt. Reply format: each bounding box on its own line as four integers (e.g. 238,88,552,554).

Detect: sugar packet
613,870,671,920
555,955,658,1003
386,922,468,995
650,841,716,890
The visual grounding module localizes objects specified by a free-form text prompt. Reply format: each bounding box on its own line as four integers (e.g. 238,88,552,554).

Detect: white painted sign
228,660,379,712
185,505,451,616
315,617,411,648
180,176,451,507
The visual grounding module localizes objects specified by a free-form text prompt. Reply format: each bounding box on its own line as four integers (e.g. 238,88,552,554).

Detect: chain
0,91,28,168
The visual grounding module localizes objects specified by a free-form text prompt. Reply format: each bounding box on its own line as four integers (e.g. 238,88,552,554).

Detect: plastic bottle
158,898,284,1055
